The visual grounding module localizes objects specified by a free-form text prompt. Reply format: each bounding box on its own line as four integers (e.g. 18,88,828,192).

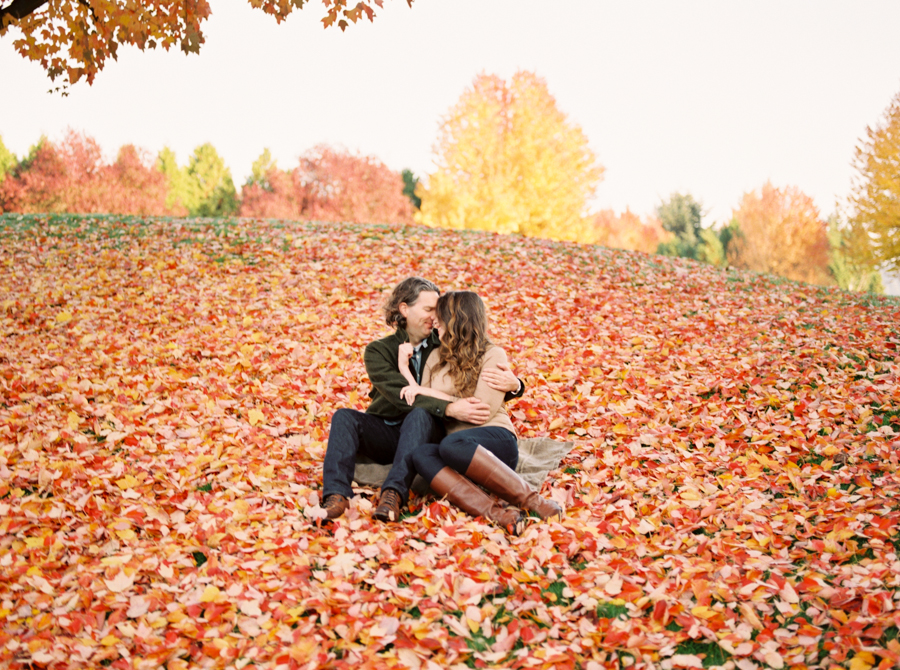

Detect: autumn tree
591,209,670,254
849,87,900,273
727,182,833,285
240,145,413,224
0,0,412,91
416,71,603,242
827,216,883,293
0,135,16,184
0,130,172,215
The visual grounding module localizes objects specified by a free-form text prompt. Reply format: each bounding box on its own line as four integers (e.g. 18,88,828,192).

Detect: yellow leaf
115,529,136,541
100,635,118,647
67,411,81,429
548,417,565,431
56,311,72,324
25,537,44,549
248,409,265,426
200,585,221,603
115,475,139,490
849,653,874,670
690,605,717,619
393,557,416,574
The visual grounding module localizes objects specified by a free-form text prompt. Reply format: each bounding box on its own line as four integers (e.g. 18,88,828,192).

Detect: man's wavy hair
383,277,441,330
432,291,491,398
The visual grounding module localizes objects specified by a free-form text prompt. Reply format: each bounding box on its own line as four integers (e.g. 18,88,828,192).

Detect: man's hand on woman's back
481,362,521,394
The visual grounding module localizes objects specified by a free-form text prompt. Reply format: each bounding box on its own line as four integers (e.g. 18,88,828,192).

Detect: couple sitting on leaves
322,277,562,535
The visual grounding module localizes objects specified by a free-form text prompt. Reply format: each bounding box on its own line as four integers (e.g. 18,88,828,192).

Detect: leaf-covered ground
1,214,899,670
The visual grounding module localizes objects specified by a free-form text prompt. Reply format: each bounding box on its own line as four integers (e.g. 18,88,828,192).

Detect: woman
398,291,562,535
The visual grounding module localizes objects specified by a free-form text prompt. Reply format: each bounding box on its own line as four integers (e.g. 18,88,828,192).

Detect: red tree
591,209,671,254
0,130,176,215
240,145,414,224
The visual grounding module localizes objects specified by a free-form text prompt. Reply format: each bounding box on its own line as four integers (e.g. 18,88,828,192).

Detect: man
321,277,524,522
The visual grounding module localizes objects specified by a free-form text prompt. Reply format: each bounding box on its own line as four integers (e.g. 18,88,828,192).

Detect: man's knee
401,407,437,434
330,408,359,431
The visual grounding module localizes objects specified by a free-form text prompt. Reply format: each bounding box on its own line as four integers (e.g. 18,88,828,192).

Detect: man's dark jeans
322,407,445,505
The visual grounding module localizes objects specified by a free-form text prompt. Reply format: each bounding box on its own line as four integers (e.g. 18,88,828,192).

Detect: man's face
400,291,438,343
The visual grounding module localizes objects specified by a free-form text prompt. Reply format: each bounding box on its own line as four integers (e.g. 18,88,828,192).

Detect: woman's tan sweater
420,345,517,438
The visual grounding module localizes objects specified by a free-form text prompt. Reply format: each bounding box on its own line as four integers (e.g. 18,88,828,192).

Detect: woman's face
435,316,446,340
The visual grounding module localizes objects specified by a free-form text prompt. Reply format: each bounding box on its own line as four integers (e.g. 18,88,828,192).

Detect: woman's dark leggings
412,426,518,483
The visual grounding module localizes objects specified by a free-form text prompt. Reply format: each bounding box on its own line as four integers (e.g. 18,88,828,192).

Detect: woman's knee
412,443,443,482
438,435,478,473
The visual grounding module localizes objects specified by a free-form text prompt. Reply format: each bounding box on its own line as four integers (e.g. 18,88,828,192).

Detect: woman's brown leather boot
430,467,525,535
465,446,564,520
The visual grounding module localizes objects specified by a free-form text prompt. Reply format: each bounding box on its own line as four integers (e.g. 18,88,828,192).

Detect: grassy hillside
1,214,898,670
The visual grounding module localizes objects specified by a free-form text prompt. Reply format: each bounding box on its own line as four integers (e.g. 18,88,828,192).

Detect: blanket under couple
353,437,576,495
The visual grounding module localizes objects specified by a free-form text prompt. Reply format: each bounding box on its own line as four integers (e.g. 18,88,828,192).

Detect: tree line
0,132,414,225
1,69,896,293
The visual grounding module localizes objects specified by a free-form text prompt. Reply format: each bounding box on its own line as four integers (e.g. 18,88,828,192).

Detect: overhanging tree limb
2,0,411,90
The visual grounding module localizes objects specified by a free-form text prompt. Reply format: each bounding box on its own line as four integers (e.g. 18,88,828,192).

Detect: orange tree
0,0,411,90
727,182,833,286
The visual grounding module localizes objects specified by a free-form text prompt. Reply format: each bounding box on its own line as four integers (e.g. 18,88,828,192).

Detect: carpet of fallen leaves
1,214,899,670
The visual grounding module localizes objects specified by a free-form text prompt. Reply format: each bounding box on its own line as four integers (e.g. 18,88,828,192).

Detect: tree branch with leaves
1,0,410,91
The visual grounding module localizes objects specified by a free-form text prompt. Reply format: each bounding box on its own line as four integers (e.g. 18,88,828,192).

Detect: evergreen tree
401,169,421,210
655,193,725,265
187,143,238,217
157,147,197,214
246,149,277,192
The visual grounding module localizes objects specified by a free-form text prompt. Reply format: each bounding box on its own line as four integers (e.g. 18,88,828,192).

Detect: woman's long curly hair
432,291,491,398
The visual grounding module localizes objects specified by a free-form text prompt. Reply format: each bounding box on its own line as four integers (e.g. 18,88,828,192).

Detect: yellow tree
727,182,833,286
1,0,409,90
416,71,603,242
849,88,900,272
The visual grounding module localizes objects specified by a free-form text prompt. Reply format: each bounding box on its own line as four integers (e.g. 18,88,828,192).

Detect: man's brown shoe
372,488,403,522
323,494,349,520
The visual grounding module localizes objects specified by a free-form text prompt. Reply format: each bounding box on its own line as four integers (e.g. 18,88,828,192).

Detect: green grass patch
596,600,628,620
673,639,731,667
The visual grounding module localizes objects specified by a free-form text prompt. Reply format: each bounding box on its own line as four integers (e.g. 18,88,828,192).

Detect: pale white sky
4,0,900,228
